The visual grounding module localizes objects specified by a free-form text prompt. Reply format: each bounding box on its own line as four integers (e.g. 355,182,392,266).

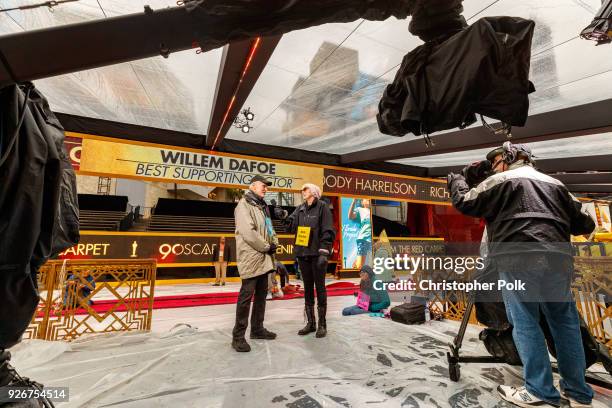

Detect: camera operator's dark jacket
1,84,79,349
286,199,336,258
449,162,594,257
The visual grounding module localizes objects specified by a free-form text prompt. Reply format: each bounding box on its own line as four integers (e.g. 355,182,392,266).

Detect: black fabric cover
186,0,413,51
378,16,536,137
408,0,467,42
0,84,79,349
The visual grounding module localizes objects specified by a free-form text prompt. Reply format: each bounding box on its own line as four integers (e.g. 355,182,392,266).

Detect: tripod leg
447,294,476,382
454,295,475,349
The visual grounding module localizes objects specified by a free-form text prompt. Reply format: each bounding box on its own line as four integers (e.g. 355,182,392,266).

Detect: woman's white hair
301,183,321,199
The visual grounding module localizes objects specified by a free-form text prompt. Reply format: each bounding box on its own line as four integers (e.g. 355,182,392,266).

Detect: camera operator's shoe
561,390,592,408
497,385,557,407
250,328,277,340
0,350,50,407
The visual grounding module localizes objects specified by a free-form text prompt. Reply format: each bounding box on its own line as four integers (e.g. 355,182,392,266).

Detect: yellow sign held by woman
295,226,311,247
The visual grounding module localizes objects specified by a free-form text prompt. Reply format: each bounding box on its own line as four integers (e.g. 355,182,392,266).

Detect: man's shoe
250,328,277,340
212,283,220,286
231,338,251,352
497,385,557,407
561,390,592,408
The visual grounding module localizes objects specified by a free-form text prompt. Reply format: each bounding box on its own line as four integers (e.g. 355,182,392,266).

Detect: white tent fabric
10,297,611,407
0,0,222,134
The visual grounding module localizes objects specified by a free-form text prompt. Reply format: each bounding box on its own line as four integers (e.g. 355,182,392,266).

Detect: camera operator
275,183,336,338
448,142,595,408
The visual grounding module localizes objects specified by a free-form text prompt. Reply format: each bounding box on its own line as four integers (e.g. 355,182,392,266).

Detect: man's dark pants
232,271,272,340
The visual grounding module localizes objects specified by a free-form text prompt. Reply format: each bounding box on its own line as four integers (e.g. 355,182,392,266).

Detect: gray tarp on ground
9,305,611,408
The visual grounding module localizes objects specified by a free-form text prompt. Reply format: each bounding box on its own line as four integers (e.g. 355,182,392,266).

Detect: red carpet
55,282,358,316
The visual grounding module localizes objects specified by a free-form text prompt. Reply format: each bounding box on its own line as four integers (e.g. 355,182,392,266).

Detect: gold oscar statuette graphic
130,241,138,258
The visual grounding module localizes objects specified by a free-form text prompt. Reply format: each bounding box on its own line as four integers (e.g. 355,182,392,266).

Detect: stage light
233,108,255,134
243,108,255,121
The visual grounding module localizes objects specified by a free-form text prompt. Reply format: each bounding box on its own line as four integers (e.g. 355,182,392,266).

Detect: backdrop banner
57,232,297,267
65,133,450,203
69,134,323,191
324,168,450,204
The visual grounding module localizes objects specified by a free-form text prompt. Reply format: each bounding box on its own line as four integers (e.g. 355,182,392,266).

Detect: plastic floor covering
10,296,611,408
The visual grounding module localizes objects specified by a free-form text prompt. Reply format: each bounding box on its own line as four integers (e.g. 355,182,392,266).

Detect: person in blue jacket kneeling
343,265,390,316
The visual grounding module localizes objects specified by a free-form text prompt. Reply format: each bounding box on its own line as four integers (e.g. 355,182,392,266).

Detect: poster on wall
341,197,373,269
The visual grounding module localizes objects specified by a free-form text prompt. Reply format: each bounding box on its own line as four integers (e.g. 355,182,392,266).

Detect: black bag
479,327,522,366
390,303,425,325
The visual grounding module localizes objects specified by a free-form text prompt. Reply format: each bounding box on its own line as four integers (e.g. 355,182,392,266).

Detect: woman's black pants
297,256,327,307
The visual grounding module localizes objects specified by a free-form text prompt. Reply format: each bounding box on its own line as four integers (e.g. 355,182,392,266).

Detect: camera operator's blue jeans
498,254,593,406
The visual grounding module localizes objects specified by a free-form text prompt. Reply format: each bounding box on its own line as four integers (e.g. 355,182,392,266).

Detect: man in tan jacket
232,175,279,352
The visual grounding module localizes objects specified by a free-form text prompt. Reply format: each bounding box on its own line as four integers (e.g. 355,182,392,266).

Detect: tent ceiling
0,0,610,190
0,0,223,134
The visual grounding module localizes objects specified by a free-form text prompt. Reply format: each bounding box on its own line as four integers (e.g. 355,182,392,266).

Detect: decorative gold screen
25,259,156,341
573,257,612,352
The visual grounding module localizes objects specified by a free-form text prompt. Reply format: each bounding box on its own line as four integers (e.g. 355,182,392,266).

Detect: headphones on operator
486,141,534,170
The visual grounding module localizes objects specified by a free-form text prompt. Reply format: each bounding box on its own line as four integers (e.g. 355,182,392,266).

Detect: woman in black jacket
277,183,336,338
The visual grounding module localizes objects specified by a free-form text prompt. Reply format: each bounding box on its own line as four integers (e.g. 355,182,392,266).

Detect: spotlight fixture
233,107,255,134
243,108,255,121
